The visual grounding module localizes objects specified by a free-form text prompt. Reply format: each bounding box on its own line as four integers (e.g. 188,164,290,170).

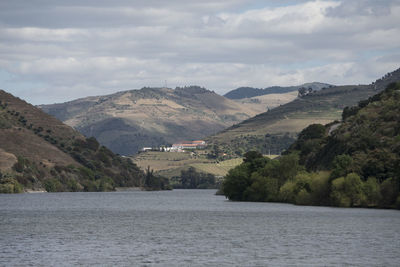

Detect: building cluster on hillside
140,140,207,153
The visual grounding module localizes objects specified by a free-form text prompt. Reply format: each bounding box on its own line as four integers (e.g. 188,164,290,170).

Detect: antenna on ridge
164,80,168,88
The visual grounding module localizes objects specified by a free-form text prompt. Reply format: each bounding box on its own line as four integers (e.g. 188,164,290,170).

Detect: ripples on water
0,190,399,266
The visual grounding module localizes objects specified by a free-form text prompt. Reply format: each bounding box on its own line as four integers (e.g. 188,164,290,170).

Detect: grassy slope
132,151,244,178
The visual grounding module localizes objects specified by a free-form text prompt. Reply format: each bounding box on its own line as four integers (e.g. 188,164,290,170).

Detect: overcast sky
1,0,399,104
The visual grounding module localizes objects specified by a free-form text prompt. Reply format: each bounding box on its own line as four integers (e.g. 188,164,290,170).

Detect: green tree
297,124,326,140
279,180,296,203
362,177,381,207
344,173,364,206
330,173,364,207
330,154,353,179
243,151,263,163
278,153,301,184
330,177,350,207
223,164,252,201
243,173,279,202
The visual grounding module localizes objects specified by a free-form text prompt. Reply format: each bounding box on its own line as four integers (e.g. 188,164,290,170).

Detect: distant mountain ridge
40,86,268,155
224,82,332,99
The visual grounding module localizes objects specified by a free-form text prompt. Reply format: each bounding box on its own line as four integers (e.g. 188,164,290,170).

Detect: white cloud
0,0,399,104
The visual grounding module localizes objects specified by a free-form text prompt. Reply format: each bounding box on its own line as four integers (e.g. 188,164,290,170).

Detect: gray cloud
325,0,396,17
0,0,399,104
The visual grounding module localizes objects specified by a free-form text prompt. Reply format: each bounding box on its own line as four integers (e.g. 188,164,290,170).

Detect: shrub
244,173,279,202
330,154,353,179
298,124,326,140
330,173,364,207
362,177,381,207
0,178,23,193
66,178,81,192
295,189,312,205
279,180,296,202
13,156,26,173
44,178,63,192
223,164,252,201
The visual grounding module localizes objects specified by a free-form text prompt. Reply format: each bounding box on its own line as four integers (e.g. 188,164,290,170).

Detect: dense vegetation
171,167,217,189
0,91,168,193
222,83,400,209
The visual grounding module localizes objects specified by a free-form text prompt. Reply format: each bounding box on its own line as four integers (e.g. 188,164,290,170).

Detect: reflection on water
1,190,399,266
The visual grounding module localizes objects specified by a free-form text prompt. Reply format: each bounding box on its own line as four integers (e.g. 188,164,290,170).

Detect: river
0,189,399,266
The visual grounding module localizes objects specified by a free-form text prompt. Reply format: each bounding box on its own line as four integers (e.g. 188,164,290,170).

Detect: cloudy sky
1,0,399,104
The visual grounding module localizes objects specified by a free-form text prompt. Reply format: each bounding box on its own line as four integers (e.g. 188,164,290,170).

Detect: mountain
224,82,332,99
222,82,400,208
40,86,270,155
0,90,162,193
207,68,400,156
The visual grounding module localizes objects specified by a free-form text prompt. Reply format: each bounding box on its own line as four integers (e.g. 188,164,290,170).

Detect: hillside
208,68,400,156
224,82,331,99
289,82,400,179
40,86,279,155
222,82,400,208
0,90,165,193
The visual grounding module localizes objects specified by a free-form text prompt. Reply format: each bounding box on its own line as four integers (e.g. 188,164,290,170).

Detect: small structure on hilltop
171,140,207,152
140,140,207,153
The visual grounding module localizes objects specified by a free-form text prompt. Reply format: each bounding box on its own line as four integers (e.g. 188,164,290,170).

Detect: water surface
1,190,399,266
